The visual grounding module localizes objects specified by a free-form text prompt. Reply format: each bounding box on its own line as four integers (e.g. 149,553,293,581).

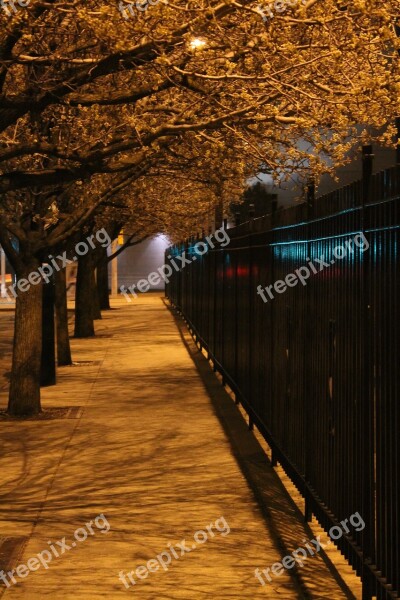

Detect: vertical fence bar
361,145,375,600
304,178,314,522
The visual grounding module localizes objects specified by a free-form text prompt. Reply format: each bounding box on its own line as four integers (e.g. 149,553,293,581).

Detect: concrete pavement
0,294,351,599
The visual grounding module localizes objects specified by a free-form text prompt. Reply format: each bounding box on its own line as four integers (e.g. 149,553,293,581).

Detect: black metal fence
166,160,400,600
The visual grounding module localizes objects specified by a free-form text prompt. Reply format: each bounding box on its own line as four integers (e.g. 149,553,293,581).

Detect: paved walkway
0,294,348,599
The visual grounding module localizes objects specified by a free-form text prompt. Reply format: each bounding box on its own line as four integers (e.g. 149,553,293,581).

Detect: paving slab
0,294,347,599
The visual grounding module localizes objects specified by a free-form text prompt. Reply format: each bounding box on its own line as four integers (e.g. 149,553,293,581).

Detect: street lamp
189,37,206,50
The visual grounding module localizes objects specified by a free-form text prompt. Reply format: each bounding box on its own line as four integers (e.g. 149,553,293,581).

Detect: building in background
264,142,396,207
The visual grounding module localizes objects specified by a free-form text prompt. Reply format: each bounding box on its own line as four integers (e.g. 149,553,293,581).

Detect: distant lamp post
0,247,6,298
189,37,206,50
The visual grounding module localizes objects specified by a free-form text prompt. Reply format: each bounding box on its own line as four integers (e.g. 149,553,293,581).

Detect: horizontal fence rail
166,164,400,600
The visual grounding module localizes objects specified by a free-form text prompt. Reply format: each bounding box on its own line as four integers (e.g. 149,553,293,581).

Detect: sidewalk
0,294,348,599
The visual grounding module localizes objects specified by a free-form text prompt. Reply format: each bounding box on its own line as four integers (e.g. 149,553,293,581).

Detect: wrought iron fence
165,162,400,600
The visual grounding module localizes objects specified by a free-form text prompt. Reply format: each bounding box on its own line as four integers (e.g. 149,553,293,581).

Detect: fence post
269,200,277,462
248,204,255,429
306,178,315,214
304,178,314,522
362,145,374,187
361,145,375,600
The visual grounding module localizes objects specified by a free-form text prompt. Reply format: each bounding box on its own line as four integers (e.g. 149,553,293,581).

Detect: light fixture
189,38,206,50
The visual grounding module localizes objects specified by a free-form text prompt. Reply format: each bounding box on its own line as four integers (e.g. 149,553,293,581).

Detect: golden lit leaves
0,0,397,219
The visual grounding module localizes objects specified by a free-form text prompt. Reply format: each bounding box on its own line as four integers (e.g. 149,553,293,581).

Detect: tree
0,0,397,415
55,266,72,366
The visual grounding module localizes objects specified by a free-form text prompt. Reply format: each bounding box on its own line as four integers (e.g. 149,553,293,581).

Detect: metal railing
166,161,400,600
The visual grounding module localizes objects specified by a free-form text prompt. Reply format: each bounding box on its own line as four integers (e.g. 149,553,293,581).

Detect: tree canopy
0,0,398,416
0,0,398,195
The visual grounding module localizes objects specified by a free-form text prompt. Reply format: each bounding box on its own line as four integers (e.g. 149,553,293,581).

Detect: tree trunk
8,264,42,416
55,267,72,365
92,266,102,320
74,252,95,337
40,278,56,386
96,247,110,310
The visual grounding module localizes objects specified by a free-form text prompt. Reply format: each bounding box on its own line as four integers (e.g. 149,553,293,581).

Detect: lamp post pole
0,247,6,298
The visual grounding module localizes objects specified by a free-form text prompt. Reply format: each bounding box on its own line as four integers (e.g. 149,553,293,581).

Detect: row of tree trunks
7,247,112,416
74,247,111,336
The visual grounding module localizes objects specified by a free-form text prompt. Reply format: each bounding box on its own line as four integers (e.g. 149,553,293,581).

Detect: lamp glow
189,38,206,50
